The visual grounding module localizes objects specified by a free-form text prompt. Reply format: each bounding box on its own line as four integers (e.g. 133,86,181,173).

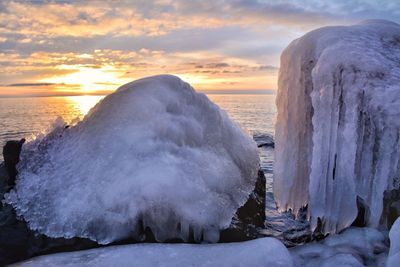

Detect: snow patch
274,20,400,233
5,75,259,244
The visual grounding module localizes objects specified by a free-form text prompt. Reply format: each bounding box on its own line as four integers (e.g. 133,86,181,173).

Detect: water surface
0,94,275,145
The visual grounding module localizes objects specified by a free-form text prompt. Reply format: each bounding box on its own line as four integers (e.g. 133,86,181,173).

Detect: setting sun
40,64,129,93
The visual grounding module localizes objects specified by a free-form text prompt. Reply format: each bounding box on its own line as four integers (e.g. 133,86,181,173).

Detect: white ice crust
274,20,400,233
13,237,293,267
388,217,400,267
6,75,259,244
291,227,388,267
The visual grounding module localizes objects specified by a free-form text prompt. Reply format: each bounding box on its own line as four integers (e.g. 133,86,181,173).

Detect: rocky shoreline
2,132,399,265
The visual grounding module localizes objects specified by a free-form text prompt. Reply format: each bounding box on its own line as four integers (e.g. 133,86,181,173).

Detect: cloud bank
0,0,399,96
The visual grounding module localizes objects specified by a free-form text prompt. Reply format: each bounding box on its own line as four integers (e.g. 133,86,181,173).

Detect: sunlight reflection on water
0,94,275,147
0,95,104,145
66,95,104,116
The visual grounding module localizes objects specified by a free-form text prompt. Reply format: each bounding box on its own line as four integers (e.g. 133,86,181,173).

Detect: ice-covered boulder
388,217,400,267
5,75,259,244
274,20,400,234
13,237,293,267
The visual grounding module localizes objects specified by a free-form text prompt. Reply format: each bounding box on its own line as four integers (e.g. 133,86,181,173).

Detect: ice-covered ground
291,227,389,267
13,224,398,267
274,20,400,234
5,75,259,244
12,237,293,267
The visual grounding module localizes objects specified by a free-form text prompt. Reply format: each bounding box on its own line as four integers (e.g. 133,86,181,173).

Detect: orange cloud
0,47,278,96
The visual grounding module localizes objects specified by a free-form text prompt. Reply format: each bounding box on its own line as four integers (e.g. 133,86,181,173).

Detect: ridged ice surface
5,75,259,244
274,20,400,233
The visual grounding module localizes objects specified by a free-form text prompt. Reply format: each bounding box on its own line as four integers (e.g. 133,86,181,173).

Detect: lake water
0,94,276,146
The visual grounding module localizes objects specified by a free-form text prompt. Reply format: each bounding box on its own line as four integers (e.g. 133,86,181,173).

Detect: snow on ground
5,75,259,244
12,237,293,267
274,20,400,234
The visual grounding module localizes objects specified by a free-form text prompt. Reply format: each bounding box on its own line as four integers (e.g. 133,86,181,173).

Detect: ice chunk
5,75,259,244
12,237,293,267
388,217,400,267
274,20,400,233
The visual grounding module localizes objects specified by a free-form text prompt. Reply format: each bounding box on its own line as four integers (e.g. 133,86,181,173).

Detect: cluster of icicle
274,20,400,234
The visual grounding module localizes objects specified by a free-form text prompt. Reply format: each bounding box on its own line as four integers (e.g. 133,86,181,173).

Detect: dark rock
281,206,326,247
0,162,98,265
0,162,32,265
381,189,400,228
312,217,329,241
0,163,9,197
389,201,400,226
253,134,275,148
236,169,266,227
3,138,25,188
352,196,371,227
220,169,266,242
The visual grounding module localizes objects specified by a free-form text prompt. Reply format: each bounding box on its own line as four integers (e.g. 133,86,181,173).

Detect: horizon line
0,89,277,98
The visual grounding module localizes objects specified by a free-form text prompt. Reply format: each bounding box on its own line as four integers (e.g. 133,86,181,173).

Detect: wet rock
3,138,25,188
352,196,371,227
236,169,266,227
381,189,400,228
253,134,274,148
0,163,31,265
220,169,266,242
0,162,97,265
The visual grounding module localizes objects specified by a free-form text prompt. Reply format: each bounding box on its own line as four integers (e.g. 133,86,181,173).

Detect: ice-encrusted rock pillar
274,20,400,234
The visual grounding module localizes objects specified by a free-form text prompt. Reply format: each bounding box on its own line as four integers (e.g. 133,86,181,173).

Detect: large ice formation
388,217,400,267
274,20,400,233
14,237,293,267
6,75,259,244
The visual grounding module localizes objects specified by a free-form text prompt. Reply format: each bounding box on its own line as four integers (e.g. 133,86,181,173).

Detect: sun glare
67,95,105,116
41,65,129,93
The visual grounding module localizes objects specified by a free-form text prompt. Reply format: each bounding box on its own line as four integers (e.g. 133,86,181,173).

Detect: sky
0,0,399,97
